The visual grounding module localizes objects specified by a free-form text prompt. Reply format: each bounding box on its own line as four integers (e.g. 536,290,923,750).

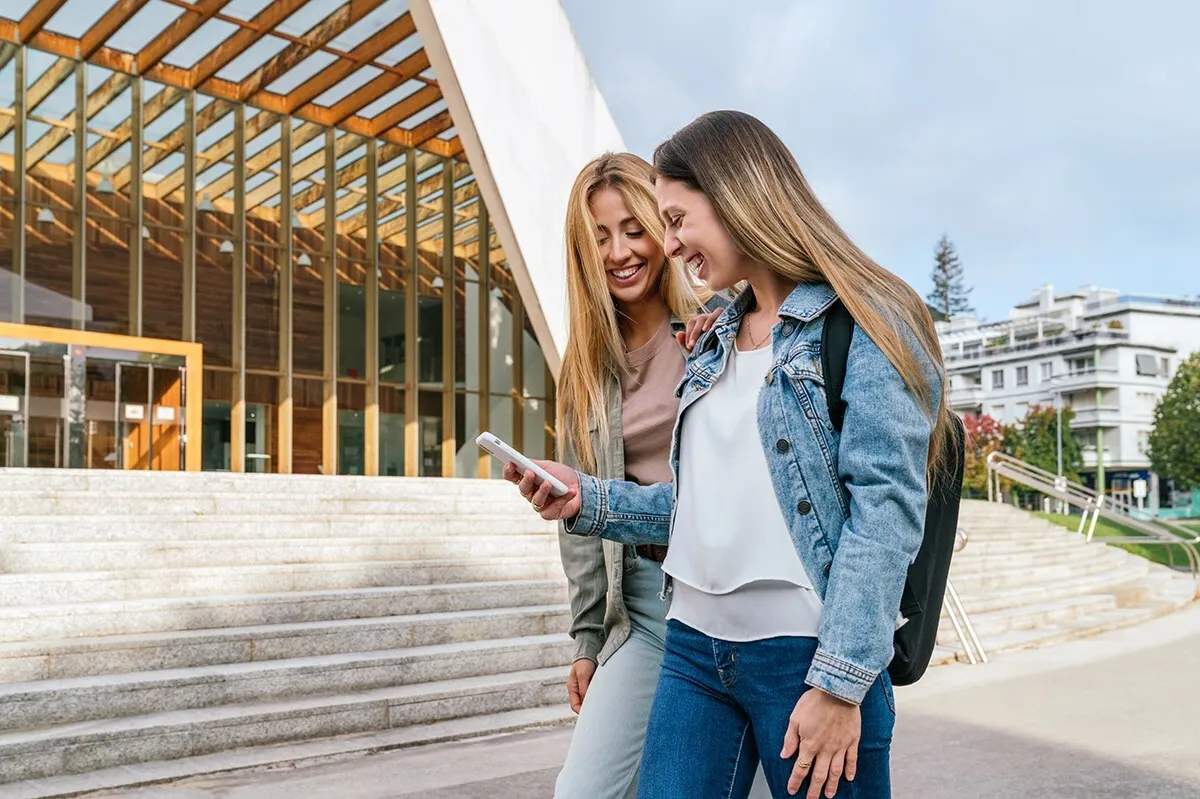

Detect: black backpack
821,300,966,686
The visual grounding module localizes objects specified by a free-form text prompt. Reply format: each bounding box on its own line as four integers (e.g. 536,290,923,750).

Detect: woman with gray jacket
551,153,767,798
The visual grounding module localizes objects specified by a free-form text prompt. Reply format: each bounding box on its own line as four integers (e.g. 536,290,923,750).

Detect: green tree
926,235,974,318
1147,352,1200,490
1007,404,1083,500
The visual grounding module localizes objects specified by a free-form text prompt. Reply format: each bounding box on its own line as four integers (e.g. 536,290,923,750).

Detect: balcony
942,329,1130,364
1069,405,1121,427
1048,368,1121,391
948,384,984,410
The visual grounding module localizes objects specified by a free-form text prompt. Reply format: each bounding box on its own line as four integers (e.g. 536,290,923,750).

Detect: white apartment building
938,285,1200,496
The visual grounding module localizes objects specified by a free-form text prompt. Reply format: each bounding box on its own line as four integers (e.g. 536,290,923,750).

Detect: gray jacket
558,299,728,665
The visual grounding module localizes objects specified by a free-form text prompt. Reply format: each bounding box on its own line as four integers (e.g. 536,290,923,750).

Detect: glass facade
0,36,554,478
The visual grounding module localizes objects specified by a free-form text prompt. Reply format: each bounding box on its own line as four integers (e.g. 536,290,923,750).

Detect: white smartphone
476,432,570,497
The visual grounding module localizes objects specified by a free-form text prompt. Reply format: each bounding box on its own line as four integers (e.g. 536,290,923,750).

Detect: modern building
0,0,623,478
938,284,1200,500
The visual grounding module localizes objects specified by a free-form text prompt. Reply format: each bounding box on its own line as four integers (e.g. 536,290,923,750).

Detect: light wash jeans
555,552,771,799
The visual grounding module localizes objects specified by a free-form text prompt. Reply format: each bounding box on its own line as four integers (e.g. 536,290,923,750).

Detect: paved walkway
83,603,1200,798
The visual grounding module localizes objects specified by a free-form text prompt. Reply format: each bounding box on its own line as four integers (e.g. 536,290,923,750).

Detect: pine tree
926,235,974,318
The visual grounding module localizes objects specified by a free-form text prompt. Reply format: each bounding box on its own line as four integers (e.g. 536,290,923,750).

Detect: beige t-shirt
620,320,685,487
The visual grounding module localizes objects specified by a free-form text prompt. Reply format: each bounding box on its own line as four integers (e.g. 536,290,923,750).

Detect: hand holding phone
476,432,570,497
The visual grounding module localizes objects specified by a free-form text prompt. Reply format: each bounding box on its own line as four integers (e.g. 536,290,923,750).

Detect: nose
663,228,682,259
608,234,630,264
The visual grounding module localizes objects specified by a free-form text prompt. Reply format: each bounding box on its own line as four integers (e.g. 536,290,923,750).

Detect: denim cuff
572,631,603,663
564,472,605,537
805,647,877,706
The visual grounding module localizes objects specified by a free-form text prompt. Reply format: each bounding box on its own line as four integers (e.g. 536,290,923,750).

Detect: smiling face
588,186,666,307
656,177,750,293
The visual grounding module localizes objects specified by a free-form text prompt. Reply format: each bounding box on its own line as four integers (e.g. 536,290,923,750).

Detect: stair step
0,604,572,683
0,667,568,784
936,594,1116,644
1,515,554,541
0,557,563,606
948,550,1136,589
954,563,1156,613
0,493,537,518
1,537,559,572
0,635,573,733
0,704,576,799
0,579,568,643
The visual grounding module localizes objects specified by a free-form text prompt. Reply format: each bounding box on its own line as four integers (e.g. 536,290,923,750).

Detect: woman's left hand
781,688,861,798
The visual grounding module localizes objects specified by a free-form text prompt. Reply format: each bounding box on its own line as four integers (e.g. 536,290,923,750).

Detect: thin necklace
744,314,773,349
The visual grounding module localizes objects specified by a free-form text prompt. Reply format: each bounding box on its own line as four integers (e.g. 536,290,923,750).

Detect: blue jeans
556,557,773,799
638,621,895,799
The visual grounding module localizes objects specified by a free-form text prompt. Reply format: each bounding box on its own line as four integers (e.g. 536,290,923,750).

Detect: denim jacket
557,296,730,666
566,282,939,705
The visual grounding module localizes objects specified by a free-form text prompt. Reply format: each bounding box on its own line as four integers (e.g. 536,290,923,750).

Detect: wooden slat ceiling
0,0,464,158
0,0,493,261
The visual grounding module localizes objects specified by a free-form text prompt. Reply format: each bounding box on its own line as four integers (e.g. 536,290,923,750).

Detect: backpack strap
820,299,853,432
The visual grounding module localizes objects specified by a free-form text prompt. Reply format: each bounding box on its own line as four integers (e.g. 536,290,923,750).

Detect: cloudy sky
559,0,1199,322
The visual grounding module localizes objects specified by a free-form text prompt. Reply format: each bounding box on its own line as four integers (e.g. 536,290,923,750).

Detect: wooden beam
18,0,69,43
191,0,309,88
81,0,150,59
113,97,232,191
370,84,441,137
409,109,454,149
25,72,133,172
136,0,231,76
88,85,185,169
339,154,465,237
152,110,280,198
289,139,402,213
0,56,73,138
327,48,430,125
283,13,417,113
244,129,363,211
238,0,387,101
445,137,464,158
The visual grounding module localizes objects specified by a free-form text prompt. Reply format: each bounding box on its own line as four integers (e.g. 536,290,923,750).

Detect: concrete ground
78,602,1200,799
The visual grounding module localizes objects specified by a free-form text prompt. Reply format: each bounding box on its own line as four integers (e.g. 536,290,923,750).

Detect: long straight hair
653,111,953,476
558,153,707,473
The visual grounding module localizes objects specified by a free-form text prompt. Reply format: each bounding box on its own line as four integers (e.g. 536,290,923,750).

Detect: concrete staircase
0,469,573,795
931,499,1196,664
0,478,1194,796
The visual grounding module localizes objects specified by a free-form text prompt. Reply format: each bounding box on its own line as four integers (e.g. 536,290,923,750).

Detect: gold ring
532,501,545,512
798,759,811,770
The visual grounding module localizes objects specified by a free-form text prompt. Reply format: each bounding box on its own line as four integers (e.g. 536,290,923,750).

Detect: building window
1016,366,1028,387
991,369,1005,389
1135,354,1159,377
1161,357,1170,376
1040,361,1053,382
1137,430,1150,455
992,404,1006,422
1068,356,1094,375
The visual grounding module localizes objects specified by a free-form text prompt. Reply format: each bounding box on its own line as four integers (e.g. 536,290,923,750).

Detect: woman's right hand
503,460,582,521
567,659,596,714
676,308,723,351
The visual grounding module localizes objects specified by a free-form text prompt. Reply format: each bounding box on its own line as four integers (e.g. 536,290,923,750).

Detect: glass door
0,351,30,467
116,363,152,470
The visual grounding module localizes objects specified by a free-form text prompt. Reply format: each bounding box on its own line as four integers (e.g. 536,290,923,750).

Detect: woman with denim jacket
510,112,953,799
551,152,768,798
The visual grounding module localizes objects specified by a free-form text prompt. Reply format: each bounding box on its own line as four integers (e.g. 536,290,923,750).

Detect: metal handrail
985,451,1200,579
945,526,988,665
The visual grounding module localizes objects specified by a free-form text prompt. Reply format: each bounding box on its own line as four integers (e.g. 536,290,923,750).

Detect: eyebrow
659,205,681,222
596,216,641,232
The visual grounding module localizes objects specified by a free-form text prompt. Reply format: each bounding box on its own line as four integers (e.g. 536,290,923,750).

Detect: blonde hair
558,153,707,473
653,111,953,476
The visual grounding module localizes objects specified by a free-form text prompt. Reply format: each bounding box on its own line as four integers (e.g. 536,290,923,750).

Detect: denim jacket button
781,321,795,337
775,438,790,453
797,500,812,514
823,563,832,577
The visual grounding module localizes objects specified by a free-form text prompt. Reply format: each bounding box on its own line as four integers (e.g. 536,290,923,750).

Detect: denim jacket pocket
780,353,835,435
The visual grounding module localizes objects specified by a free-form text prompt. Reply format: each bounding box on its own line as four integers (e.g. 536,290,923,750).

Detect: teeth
612,266,641,280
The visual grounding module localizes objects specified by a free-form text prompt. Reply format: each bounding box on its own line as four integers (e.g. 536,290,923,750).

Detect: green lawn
1034,512,1197,571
